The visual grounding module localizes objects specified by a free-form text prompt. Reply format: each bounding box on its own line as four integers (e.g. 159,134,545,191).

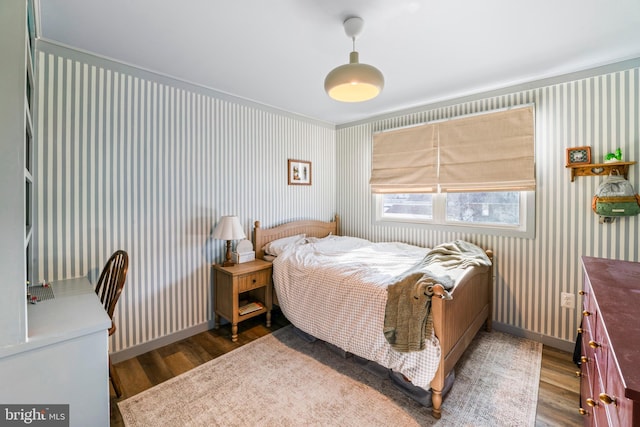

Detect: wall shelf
566,161,636,182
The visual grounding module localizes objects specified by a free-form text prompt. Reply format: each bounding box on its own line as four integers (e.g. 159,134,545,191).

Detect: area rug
118,326,541,426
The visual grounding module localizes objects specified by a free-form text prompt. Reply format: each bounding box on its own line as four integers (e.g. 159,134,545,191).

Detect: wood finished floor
110,310,583,426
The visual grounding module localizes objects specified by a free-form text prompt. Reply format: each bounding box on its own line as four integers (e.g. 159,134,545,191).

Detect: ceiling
37,0,640,125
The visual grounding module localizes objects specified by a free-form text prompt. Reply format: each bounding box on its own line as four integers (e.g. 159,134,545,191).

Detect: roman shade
370,106,535,193
369,123,438,193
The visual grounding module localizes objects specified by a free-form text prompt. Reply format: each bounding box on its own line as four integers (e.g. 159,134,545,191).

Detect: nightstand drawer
238,270,271,293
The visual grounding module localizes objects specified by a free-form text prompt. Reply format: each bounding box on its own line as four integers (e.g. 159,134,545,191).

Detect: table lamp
212,215,246,267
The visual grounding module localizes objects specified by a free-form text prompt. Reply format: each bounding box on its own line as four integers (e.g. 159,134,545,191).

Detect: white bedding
272,235,457,388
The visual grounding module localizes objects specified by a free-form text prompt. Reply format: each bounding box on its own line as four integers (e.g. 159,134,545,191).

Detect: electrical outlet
561,292,575,309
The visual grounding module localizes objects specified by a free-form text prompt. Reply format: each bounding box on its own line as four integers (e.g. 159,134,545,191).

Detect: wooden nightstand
213,259,273,342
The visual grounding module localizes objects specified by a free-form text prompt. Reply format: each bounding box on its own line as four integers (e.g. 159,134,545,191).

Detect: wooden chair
95,250,129,398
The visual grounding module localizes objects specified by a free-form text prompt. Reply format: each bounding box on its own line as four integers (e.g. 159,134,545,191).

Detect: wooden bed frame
253,215,493,419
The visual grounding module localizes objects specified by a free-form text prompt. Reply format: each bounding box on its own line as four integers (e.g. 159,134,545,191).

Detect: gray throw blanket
421,239,492,270
383,240,491,352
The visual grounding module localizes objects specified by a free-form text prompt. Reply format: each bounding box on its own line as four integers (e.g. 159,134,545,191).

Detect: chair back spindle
95,250,129,336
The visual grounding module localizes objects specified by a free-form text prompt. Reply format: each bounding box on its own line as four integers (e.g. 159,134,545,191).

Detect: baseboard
492,322,576,353
110,319,217,364
111,319,577,364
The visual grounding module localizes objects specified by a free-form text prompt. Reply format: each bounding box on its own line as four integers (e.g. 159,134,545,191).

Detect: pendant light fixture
324,17,384,102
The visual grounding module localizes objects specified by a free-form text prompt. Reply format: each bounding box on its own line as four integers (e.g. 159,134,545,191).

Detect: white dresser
0,277,111,427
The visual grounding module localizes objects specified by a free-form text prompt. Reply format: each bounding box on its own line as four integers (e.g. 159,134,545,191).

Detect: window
376,191,534,238
381,193,433,220
371,105,535,238
446,192,520,225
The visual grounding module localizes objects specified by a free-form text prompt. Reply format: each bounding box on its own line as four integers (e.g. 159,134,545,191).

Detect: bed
253,215,494,419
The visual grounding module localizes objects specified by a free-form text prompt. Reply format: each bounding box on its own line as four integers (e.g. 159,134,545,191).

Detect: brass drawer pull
577,327,584,334
588,340,601,349
575,370,582,378
586,398,599,407
582,310,591,317
579,290,586,295
580,356,589,363
578,407,588,416
599,393,617,406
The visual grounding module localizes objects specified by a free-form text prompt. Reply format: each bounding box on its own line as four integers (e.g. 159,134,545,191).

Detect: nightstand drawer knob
253,279,256,283
577,327,584,334
588,340,601,349
580,356,589,363
579,290,586,296
586,398,598,407
599,393,616,406
575,370,582,378
578,407,588,416
582,310,591,317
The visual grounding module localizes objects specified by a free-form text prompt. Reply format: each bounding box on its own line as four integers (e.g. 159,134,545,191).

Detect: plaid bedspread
272,235,461,388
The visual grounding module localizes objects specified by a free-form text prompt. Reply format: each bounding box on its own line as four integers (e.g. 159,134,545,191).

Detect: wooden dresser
579,256,640,426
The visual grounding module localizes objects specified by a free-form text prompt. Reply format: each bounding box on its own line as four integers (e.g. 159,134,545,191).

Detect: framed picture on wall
566,146,591,166
288,159,312,185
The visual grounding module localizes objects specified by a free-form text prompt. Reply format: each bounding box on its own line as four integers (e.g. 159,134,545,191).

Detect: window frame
373,191,535,239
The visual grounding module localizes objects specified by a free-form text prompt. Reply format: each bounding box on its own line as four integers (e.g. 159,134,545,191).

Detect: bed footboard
429,250,494,419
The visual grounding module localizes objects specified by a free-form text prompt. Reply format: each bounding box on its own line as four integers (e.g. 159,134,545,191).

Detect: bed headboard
253,215,340,259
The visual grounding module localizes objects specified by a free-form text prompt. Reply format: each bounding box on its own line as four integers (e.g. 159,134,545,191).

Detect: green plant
604,148,622,161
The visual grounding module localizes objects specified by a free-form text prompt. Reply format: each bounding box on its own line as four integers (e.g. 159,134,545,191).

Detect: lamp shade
324,51,384,102
212,216,246,241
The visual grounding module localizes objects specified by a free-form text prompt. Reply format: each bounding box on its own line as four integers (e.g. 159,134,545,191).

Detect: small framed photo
288,159,312,185
566,146,591,166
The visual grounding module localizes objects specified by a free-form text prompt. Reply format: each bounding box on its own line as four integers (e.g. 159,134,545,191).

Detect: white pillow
262,234,306,256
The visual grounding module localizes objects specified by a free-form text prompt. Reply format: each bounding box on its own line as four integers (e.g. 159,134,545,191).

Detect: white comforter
273,235,449,388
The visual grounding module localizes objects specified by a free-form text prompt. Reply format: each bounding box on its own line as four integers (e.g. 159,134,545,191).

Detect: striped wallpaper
337,67,639,348
35,39,639,356
34,41,336,356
